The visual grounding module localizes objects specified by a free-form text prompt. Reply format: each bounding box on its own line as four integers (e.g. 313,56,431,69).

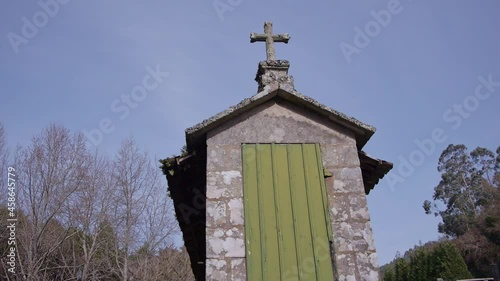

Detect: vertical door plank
302,144,335,280
257,144,281,280
272,144,299,279
287,144,315,280
242,144,262,280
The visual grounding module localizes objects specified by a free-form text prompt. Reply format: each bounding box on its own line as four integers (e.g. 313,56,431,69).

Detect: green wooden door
242,143,335,281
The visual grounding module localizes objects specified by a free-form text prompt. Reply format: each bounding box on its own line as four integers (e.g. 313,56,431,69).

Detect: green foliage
433,242,472,280
383,268,395,281
409,245,431,281
384,144,499,279
382,241,472,281
394,257,409,281
455,184,500,276
421,143,500,276
423,144,500,237
485,216,498,227
159,145,189,177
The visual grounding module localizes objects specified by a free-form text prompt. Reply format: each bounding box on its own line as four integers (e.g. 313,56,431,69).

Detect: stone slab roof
186,83,376,151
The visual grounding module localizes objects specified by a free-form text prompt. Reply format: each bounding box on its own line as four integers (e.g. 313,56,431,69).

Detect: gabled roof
185,84,376,150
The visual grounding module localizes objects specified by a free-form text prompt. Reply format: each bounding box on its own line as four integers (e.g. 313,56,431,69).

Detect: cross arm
250,33,290,43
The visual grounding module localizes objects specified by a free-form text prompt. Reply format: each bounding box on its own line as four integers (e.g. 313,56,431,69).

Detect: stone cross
250,22,290,61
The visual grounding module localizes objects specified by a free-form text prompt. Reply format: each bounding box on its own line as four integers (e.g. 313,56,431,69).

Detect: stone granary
161,22,393,281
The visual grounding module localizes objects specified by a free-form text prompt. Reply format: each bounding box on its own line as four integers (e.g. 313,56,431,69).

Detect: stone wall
205,99,379,280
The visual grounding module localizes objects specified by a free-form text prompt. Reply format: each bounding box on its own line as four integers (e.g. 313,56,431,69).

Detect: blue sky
1,0,499,265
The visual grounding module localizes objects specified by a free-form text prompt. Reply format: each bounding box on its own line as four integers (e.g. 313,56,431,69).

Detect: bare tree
142,158,178,253
109,137,160,281
15,124,92,280
158,247,195,281
128,159,179,280
0,125,188,280
106,137,182,281
58,152,119,280
127,246,194,281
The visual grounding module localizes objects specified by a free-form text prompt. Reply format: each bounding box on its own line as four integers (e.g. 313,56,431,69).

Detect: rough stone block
220,170,243,197
206,259,227,281
206,172,223,199
321,144,360,168
206,200,227,227
329,194,350,222
356,252,379,281
207,145,242,172
349,194,371,221
206,227,245,258
332,222,375,252
206,170,243,199
230,258,246,281
335,253,357,281
228,198,244,225
328,167,365,193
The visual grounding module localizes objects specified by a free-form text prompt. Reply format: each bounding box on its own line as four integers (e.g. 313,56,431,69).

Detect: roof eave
359,151,394,194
